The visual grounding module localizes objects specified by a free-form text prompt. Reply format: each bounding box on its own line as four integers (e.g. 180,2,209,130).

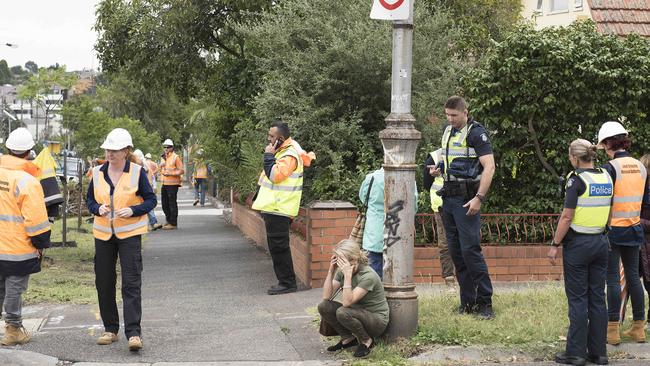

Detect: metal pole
62,148,67,246
380,1,420,340
77,160,82,230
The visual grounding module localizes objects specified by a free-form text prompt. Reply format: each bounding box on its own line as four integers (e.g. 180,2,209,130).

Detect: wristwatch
475,193,486,202
550,240,560,247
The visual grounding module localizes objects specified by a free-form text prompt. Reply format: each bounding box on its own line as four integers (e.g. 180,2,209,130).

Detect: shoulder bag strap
364,176,375,208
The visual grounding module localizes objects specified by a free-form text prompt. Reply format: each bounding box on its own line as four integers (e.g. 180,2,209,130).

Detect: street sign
370,0,411,20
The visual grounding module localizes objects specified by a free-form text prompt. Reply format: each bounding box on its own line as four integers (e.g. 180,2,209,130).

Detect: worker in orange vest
0,128,51,346
159,139,184,229
192,149,209,207
598,121,648,345
86,128,156,352
133,150,162,230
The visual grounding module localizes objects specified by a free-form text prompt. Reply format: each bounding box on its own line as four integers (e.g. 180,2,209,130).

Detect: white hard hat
6,127,35,151
133,149,144,161
144,153,152,159
100,128,133,150
597,121,628,146
162,139,174,147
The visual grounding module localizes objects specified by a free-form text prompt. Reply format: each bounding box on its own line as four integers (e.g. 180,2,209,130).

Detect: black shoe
193,199,199,206
586,354,608,365
267,285,297,295
475,303,495,320
554,352,586,366
457,303,476,315
353,339,374,358
326,338,358,352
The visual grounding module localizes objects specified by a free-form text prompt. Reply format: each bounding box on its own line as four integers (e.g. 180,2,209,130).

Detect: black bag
318,288,342,336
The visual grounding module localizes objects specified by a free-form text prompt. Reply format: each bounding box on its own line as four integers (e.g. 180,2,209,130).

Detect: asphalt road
17,188,333,363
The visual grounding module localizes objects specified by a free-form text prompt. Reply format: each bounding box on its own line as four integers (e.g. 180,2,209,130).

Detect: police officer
252,121,313,295
0,128,51,345
428,96,495,319
597,121,647,344
548,139,611,366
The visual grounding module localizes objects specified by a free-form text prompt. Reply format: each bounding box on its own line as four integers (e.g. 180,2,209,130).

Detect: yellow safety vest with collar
194,161,208,179
569,169,613,234
92,162,148,241
251,145,304,218
0,163,50,262
429,152,444,212
440,122,481,182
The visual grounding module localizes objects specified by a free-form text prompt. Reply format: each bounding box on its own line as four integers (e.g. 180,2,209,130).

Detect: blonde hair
569,139,597,163
333,239,368,265
640,154,650,171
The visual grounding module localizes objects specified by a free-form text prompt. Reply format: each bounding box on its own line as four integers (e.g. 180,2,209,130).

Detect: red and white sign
370,0,411,20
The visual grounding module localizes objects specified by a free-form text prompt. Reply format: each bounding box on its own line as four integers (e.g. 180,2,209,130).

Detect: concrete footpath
3,188,338,365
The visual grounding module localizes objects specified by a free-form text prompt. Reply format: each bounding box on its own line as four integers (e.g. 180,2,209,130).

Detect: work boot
475,303,495,320
457,303,475,315
554,352,586,366
96,331,118,345
193,199,199,206
586,354,609,365
607,321,621,345
621,320,646,343
128,336,143,351
267,284,297,295
1,324,31,345
161,224,177,230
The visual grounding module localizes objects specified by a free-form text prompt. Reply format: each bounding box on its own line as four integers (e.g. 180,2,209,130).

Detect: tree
24,61,38,74
0,60,10,84
464,21,650,213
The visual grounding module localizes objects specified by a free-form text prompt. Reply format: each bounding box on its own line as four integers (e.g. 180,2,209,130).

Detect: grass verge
24,217,99,304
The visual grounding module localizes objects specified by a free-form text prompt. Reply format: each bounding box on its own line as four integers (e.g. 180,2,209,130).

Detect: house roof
588,0,650,37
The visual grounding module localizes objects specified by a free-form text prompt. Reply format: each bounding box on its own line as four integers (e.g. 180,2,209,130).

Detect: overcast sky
0,0,101,72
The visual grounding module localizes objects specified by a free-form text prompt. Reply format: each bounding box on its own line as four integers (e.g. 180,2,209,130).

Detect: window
537,0,543,10
575,0,583,8
550,0,568,11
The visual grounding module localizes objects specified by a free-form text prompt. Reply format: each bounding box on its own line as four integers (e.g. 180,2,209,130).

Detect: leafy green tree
24,61,38,74
465,21,650,213
0,60,10,84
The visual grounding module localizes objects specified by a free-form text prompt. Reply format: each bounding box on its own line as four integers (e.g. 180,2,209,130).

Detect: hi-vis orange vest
92,162,148,240
610,156,647,227
0,156,50,262
161,152,183,186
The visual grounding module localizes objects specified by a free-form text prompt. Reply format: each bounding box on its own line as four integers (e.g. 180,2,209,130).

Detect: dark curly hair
603,134,631,151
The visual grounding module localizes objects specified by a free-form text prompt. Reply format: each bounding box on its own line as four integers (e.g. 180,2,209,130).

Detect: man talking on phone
252,121,315,295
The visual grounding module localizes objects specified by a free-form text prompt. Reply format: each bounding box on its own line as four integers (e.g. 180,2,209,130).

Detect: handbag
349,176,374,245
318,287,343,336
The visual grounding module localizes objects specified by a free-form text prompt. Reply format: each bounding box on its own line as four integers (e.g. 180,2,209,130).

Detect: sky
0,0,101,72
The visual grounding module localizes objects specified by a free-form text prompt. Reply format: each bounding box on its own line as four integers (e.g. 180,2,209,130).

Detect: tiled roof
588,0,650,37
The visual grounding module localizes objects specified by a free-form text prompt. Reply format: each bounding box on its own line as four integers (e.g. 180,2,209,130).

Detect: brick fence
231,200,563,289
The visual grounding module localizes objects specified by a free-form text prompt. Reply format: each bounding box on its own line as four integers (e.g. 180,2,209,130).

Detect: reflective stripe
290,172,304,178
16,174,32,194
25,219,50,234
93,222,112,233
44,193,63,203
130,163,140,187
0,214,24,223
576,197,612,207
0,252,39,261
259,180,302,192
612,210,642,219
431,183,443,191
570,224,605,234
113,219,148,233
93,166,101,183
612,196,644,203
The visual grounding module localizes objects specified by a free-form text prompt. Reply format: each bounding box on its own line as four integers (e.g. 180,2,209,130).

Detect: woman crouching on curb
87,128,157,352
317,239,389,358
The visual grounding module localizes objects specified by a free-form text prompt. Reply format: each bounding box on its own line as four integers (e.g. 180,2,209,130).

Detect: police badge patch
480,133,488,142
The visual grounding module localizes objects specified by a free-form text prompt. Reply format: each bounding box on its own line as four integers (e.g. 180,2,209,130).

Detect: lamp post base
383,283,418,341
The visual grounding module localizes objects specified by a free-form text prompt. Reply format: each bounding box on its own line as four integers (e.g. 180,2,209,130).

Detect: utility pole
377,1,420,340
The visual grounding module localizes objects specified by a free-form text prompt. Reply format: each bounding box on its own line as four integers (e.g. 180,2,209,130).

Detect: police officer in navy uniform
548,139,611,366
428,96,496,319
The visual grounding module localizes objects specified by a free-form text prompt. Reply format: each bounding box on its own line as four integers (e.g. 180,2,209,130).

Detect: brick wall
231,201,563,288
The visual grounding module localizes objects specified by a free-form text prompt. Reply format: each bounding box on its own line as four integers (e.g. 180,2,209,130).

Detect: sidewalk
4,188,337,365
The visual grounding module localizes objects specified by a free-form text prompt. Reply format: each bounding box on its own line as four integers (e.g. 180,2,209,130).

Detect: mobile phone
274,137,284,150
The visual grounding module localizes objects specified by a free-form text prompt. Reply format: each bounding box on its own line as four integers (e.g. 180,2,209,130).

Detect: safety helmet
133,149,144,162
6,127,35,151
162,139,174,147
597,121,628,146
196,148,204,156
100,128,133,150
144,153,152,159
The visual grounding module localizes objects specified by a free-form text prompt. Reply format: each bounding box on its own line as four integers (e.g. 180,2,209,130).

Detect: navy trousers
441,196,493,306
563,232,608,359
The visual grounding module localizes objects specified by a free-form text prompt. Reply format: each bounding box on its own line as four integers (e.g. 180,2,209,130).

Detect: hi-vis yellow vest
441,123,480,182
251,145,304,218
0,160,50,262
429,152,444,212
570,169,613,234
92,162,148,240
194,161,208,179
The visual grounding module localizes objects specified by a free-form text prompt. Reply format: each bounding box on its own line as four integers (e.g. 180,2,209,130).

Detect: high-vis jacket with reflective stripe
569,169,613,234
252,144,304,218
161,152,184,186
440,123,481,182
428,152,444,212
92,162,149,240
609,157,647,227
193,161,208,179
0,156,50,272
